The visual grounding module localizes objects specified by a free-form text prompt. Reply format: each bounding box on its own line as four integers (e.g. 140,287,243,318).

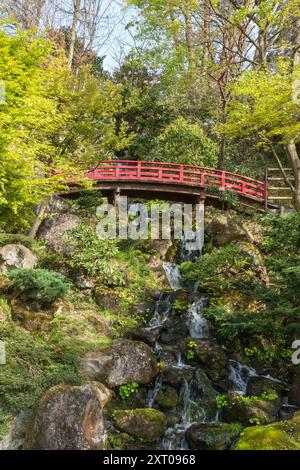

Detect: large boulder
186,422,241,450
221,392,281,426
80,339,158,387
161,364,194,387
0,244,37,273
25,383,111,450
246,376,287,398
113,409,165,442
207,215,253,247
180,338,228,371
234,411,300,450
155,386,178,410
38,213,80,255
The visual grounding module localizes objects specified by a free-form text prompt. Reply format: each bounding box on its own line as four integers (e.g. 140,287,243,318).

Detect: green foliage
0,321,84,439
66,223,126,287
216,394,228,409
0,24,131,231
180,244,250,292
186,340,197,360
149,117,218,167
0,297,11,318
7,268,70,304
118,382,139,400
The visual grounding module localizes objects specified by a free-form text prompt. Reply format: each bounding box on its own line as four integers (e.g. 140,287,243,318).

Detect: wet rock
160,315,189,344
146,240,172,286
80,339,158,387
130,326,161,346
180,338,228,371
234,411,300,450
155,386,178,410
38,213,80,255
0,244,37,273
222,392,281,426
193,368,218,420
246,376,287,397
25,383,111,450
113,409,165,442
186,422,241,450
278,404,299,421
161,365,194,387
207,215,253,247
289,367,300,407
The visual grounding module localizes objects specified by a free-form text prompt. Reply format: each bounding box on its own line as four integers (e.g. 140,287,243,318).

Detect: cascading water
162,262,181,290
187,297,210,339
229,360,257,395
144,235,286,450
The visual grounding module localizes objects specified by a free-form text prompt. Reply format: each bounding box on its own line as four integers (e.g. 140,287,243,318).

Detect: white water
149,293,172,327
229,360,257,394
187,298,209,339
163,262,181,290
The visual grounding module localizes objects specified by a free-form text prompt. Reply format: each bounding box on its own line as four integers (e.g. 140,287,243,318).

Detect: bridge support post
108,188,121,208
196,193,205,251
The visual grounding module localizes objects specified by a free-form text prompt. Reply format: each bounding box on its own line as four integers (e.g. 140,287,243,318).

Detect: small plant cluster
216,392,278,410
118,382,139,400
186,340,197,360
7,268,70,305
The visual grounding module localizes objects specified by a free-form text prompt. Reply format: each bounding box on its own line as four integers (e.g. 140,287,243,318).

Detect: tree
0,25,131,231
149,116,219,166
218,59,300,209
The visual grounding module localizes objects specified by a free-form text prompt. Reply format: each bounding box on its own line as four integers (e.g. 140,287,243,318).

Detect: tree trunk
28,204,47,239
68,0,81,70
287,18,300,211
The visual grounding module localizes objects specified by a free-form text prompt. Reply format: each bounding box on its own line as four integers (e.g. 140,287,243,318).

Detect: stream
143,237,289,450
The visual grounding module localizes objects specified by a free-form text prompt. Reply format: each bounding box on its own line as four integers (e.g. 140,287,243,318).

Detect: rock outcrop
207,215,253,247
234,411,300,450
186,422,241,450
113,409,165,441
0,244,37,272
25,383,111,450
38,213,80,255
80,339,158,387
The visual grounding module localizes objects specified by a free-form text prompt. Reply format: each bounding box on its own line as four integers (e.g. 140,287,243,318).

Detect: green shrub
66,223,126,287
149,117,218,167
7,268,70,304
119,382,139,400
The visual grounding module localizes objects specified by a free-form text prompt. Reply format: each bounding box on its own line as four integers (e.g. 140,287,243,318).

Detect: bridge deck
63,160,278,210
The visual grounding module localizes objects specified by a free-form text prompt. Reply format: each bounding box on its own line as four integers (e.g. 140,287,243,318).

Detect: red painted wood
84,160,267,202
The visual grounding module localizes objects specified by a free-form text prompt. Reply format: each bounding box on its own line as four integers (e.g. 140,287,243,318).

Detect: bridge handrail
92,160,264,186
86,160,267,201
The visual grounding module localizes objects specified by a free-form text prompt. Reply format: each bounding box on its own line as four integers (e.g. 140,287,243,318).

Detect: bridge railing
86,160,266,201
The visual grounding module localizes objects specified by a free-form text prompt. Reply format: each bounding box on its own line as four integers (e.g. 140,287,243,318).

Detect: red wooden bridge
66,160,273,210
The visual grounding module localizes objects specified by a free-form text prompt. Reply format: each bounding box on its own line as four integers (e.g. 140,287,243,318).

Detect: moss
235,411,300,450
112,408,165,441
156,387,178,409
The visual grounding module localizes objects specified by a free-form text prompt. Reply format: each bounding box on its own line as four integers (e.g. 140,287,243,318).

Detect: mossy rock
234,411,300,450
222,392,281,426
112,408,165,442
156,386,178,409
186,422,242,450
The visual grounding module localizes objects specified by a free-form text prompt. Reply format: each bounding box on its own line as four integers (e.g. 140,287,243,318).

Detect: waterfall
187,298,209,339
149,292,172,327
163,262,181,290
229,360,257,394
147,376,162,408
